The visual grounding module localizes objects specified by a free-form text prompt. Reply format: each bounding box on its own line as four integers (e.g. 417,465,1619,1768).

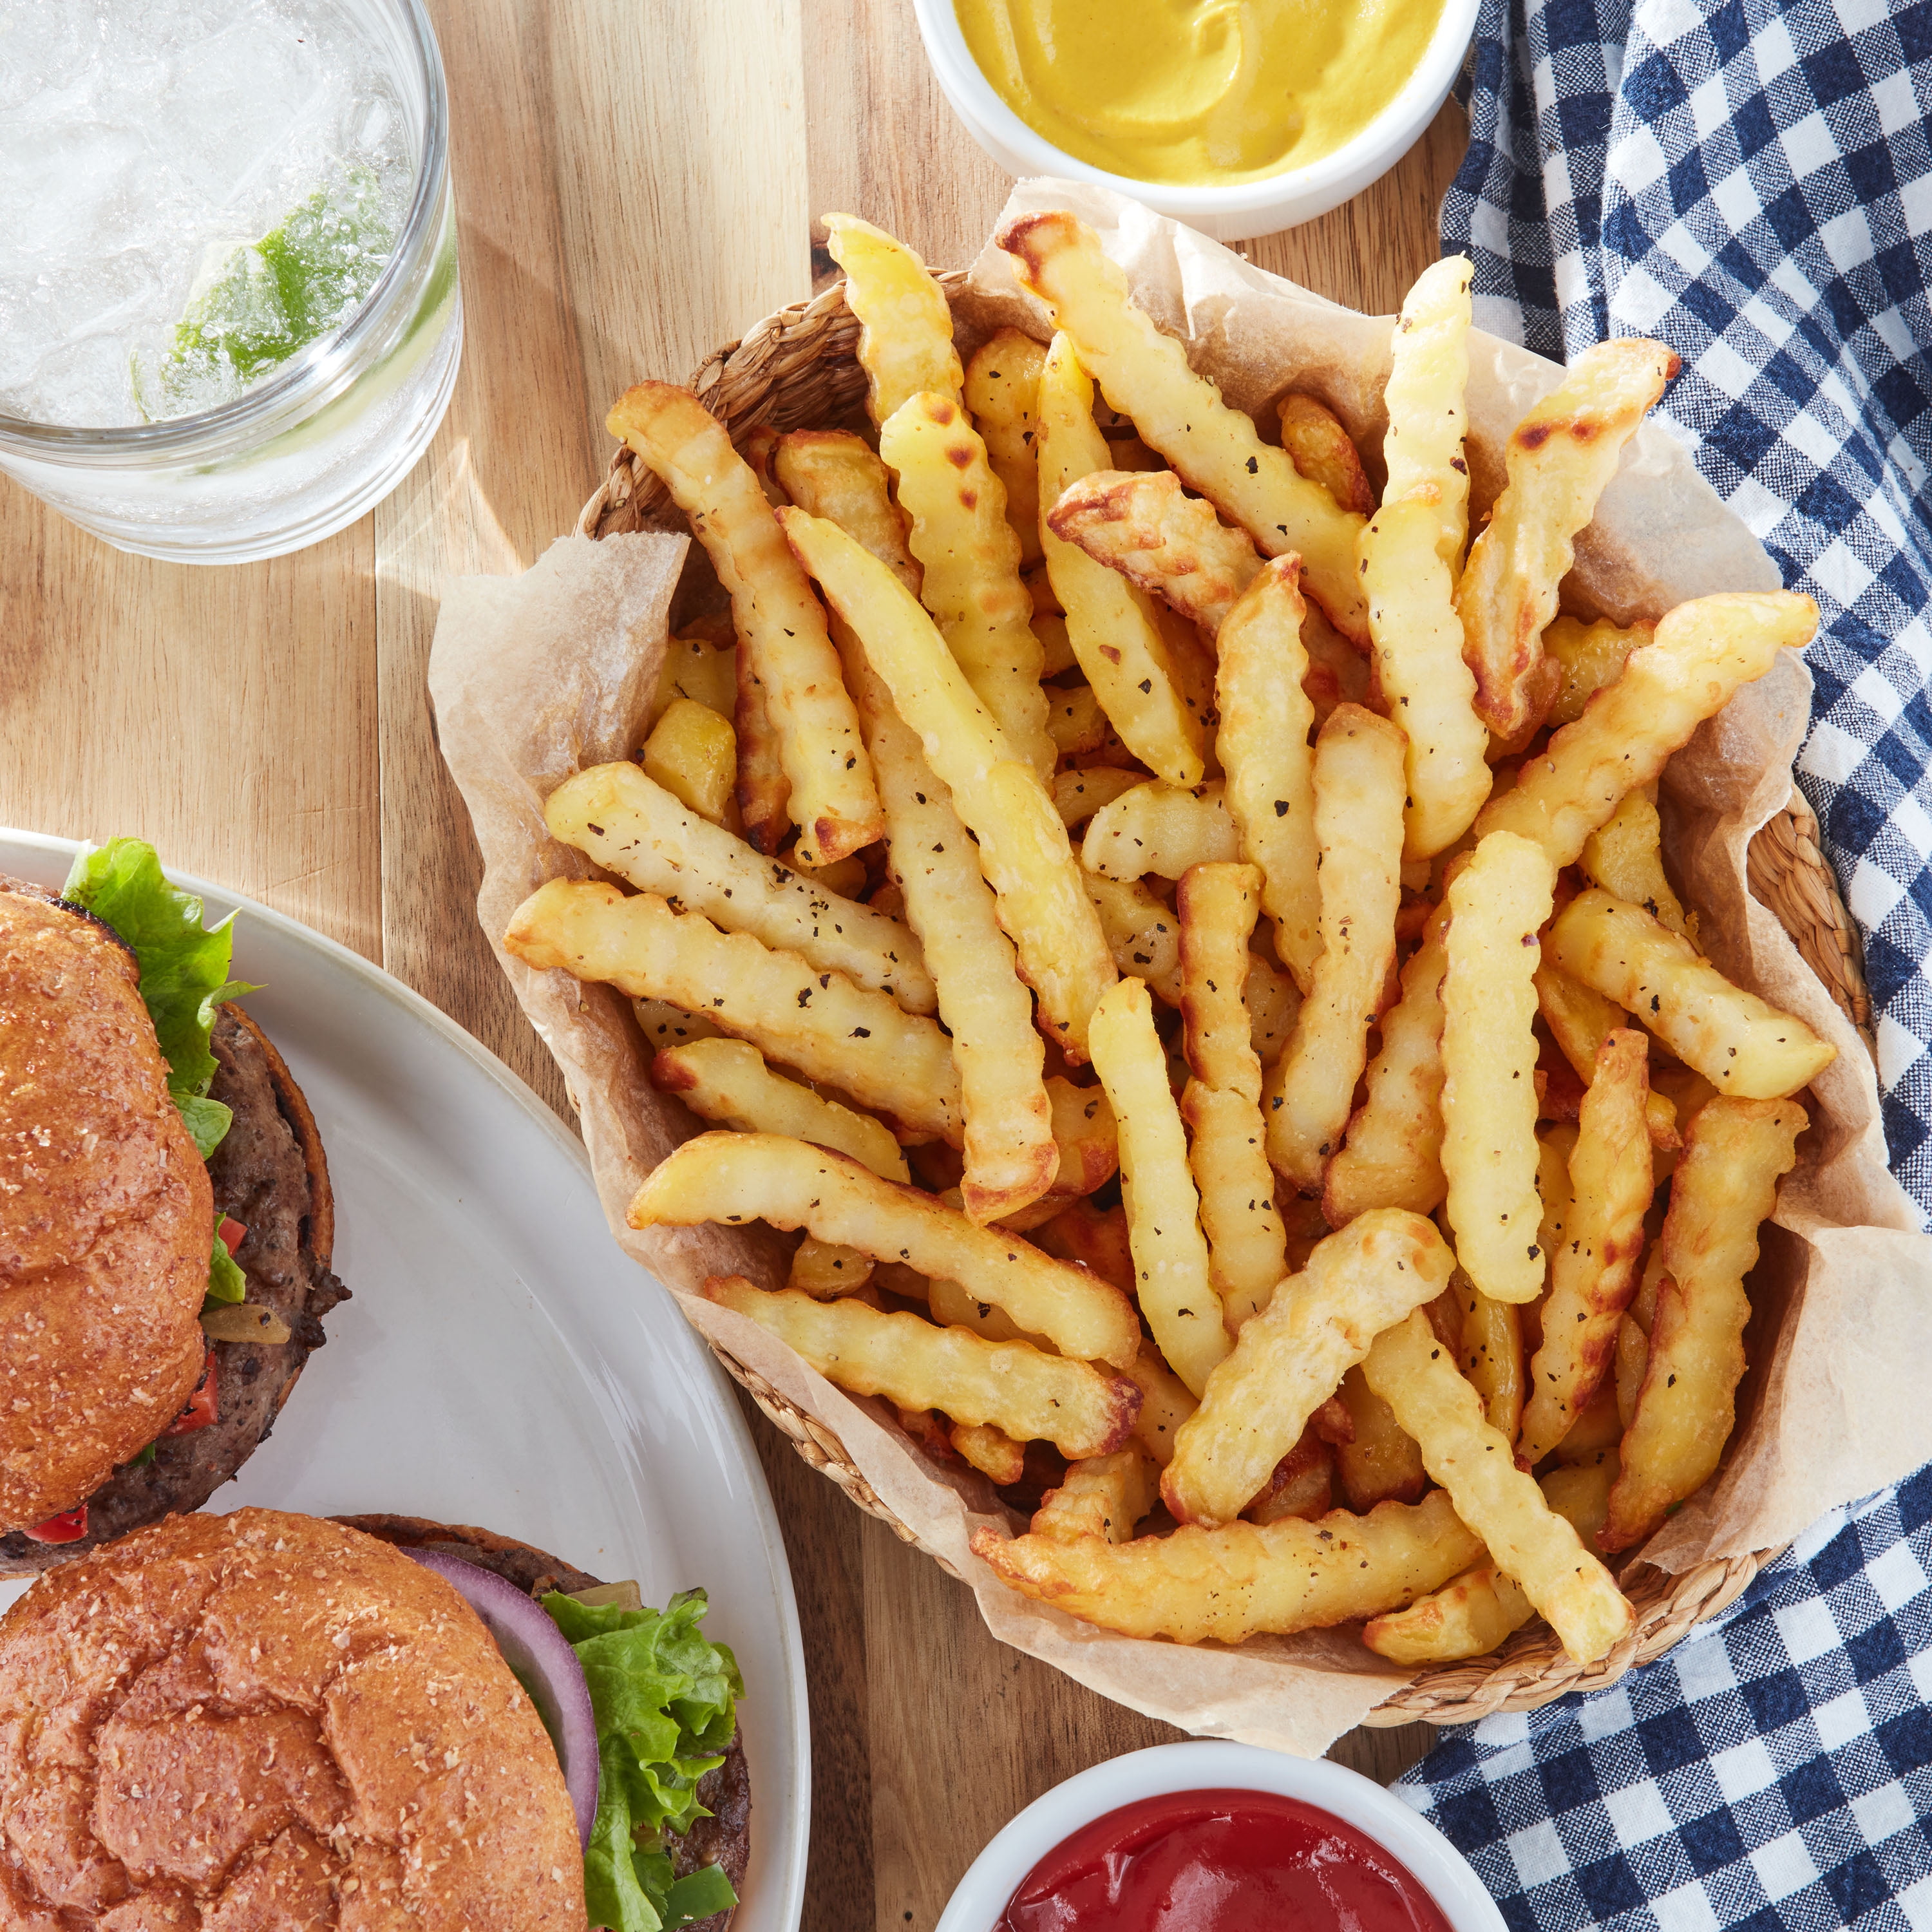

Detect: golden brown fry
1120,1340,1198,1467
1475,591,1820,866
733,640,790,855
1544,616,1653,727
1323,905,1449,1224
1035,1198,1135,1294
1177,863,1287,1327
1048,468,1261,638
1360,495,1491,860
1036,335,1208,786
653,630,738,725
1044,683,1109,759
1032,1448,1159,1543
705,1276,1136,1455
607,383,882,864
1215,558,1320,989
1602,1097,1805,1550
1455,1277,1525,1444
1053,765,1144,830
1517,1030,1653,1467
835,625,1056,1224
1334,1364,1428,1510
1381,254,1474,565
1455,340,1679,737
1276,393,1374,515
1555,1377,1622,1462
1264,705,1406,1189
1363,1311,1634,1663
1441,831,1558,1303
999,209,1367,639
1535,959,1681,1150
772,429,922,594
1580,787,1692,938
1243,1428,1336,1525
882,391,1056,778
1615,1244,1667,1428
1084,871,1182,1001
1082,780,1238,881
547,761,935,1011
952,1421,1028,1484
506,880,960,1141
824,213,962,422
1163,1211,1453,1527
782,506,1116,1057
971,1490,1480,1644
638,1135,1142,1366
641,697,737,825
652,1037,909,1180
1090,976,1227,1396
1551,889,1835,1099
788,1235,876,1298
965,327,1048,568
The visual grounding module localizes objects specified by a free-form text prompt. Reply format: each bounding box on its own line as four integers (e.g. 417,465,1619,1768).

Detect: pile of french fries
505,209,1837,1668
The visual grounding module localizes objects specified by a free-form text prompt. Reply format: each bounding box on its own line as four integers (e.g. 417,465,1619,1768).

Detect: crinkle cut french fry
1047,468,1262,638
1119,1340,1197,1466
1032,1448,1159,1543
1089,977,1228,1396
634,996,723,1050
1037,334,1208,786
1454,339,1679,738
1455,1276,1524,1444
1243,945,1302,1067
772,429,922,594
781,506,1116,1058
1215,558,1320,990
1045,1075,1119,1198
1602,1096,1805,1551
1264,705,1406,1190
1363,1310,1635,1663
652,1036,909,1181
1276,393,1374,515
1045,683,1110,759
1360,495,1491,860
1440,831,1558,1303
965,327,1048,569
504,880,961,1142
998,209,1367,641
1380,254,1474,565
824,214,963,422
1162,1210,1454,1528
1084,871,1182,1002
1335,1364,1426,1510
1082,781,1238,882
834,621,1057,1226
733,638,791,855
1323,905,1448,1226
1244,1426,1335,1525
952,1421,1027,1485
881,392,1056,778
1054,766,1144,830
788,1235,875,1298
927,1273,1050,1350
1550,889,1835,1100
1535,958,1680,1150
1544,616,1653,727
971,1489,1481,1645
1517,1030,1653,1467
1177,864,1285,1327
1475,591,1820,867
637,1135,1142,1367
1580,787,1692,938
548,761,936,1013
704,1276,1137,1457
606,383,882,866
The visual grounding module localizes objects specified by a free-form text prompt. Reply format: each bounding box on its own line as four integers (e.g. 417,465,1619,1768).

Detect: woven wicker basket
579,274,1876,1729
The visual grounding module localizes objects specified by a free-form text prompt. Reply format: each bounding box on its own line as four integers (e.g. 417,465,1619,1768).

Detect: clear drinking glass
0,0,461,564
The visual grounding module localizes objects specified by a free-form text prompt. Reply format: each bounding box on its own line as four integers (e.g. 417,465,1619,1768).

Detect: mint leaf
206,1235,247,1306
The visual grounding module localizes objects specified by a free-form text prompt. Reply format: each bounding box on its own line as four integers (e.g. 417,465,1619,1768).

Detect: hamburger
0,838,347,1570
0,1508,749,1932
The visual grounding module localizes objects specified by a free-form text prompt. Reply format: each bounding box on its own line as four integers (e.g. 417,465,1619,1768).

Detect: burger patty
0,1005,348,1573
342,1514,752,1932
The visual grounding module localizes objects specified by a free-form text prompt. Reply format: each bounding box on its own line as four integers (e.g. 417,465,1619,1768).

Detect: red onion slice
404,1549,600,1850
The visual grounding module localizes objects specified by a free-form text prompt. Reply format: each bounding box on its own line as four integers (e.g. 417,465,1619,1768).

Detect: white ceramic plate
0,829,808,1932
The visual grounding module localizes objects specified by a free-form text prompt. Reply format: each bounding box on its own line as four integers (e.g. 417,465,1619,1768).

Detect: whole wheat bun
0,886,211,1531
0,1508,587,1929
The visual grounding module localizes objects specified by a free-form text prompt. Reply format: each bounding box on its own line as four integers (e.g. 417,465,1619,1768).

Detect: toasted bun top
0,1509,588,1930
0,887,211,1530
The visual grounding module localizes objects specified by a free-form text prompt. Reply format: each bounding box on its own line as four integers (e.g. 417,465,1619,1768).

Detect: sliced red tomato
164,1349,219,1437
24,1506,87,1544
216,1215,246,1256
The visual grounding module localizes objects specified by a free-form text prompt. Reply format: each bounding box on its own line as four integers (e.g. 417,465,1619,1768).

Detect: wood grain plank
0,484,380,960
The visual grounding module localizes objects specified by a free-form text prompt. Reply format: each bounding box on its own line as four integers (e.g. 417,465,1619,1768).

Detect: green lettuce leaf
62,840,257,1150
206,1235,247,1305
543,1588,743,1932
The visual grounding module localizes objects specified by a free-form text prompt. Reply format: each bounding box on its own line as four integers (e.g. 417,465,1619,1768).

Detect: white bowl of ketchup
936,1740,1505,1932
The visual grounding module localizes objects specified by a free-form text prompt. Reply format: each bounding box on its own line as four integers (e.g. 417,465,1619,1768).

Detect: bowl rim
933,1739,1507,1932
909,0,1482,218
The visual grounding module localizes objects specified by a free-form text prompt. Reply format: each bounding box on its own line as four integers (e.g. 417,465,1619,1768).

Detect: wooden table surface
0,8,1468,1924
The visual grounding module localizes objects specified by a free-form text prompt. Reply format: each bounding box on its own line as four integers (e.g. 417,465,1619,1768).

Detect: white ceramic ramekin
934,1740,1505,1932
911,0,1481,241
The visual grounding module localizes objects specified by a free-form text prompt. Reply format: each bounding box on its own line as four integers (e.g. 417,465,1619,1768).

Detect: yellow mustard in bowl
954,0,1450,187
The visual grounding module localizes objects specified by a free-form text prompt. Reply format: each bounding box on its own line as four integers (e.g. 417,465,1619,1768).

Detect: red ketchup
994,1789,1455,1932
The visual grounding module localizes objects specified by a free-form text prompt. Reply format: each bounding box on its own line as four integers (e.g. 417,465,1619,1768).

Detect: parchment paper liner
428,180,1932,1757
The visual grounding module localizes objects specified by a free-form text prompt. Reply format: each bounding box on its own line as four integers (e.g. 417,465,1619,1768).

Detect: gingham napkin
1394,3,1932,1924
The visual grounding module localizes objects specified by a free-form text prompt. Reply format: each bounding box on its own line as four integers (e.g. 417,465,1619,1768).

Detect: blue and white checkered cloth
1395,3,1932,1924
